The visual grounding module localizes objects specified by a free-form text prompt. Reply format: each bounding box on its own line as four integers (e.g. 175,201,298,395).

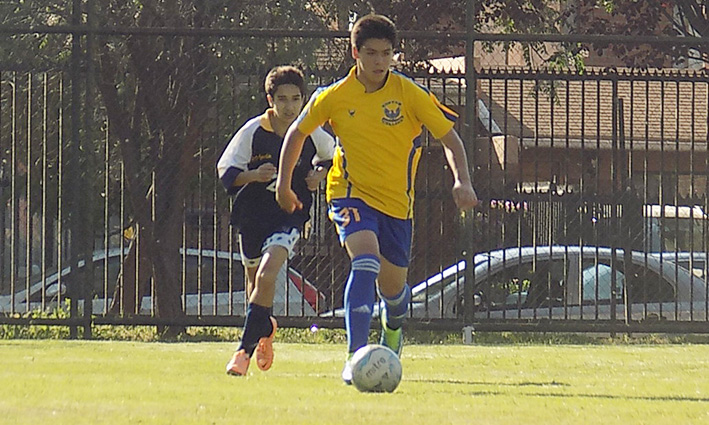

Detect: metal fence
1,0,708,336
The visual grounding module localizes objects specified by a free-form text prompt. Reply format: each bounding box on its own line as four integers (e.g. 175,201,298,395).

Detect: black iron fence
1,0,708,336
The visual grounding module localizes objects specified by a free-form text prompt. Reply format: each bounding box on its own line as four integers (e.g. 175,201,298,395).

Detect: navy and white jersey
217,109,335,232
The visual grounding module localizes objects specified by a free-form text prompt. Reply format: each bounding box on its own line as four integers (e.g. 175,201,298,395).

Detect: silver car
0,247,325,316
410,246,708,320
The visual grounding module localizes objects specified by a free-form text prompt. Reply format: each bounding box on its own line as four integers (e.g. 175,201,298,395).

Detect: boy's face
267,84,304,125
352,38,394,86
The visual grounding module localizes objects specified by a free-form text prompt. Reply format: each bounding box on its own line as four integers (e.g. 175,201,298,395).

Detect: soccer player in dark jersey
276,15,479,385
218,66,335,376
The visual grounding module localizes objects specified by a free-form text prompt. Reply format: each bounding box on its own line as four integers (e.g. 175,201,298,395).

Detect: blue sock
238,303,273,356
379,284,411,330
345,254,380,354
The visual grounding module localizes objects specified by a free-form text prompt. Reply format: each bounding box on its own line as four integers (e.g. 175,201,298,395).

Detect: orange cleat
255,316,278,371
226,349,250,376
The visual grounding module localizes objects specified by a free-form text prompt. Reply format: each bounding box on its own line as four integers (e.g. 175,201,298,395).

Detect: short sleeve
410,84,458,139
216,117,257,178
296,87,330,136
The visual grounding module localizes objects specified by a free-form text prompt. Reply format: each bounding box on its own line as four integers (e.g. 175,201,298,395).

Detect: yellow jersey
296,67,457,219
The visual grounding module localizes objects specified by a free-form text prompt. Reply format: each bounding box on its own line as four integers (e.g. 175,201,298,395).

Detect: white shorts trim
240,227,301,268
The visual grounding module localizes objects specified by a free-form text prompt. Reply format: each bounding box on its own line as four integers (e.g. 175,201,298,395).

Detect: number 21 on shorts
338,207,360,227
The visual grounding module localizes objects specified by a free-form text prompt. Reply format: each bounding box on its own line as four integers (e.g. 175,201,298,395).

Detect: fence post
610,73,621,330
462,0,478,324
81,0,96,339
68,0,94,338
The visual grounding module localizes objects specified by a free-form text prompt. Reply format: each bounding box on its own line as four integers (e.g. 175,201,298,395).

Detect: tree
318,0,570,69
324,1,709,69
568,1,709,68
92,0,326,335
1,0,326,336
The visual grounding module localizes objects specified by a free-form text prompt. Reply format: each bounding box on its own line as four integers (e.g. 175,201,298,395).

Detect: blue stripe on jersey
339,143,352,198
392,70,458,123
393,70,430,93
296,77,349,126
405,136,423,216
295,86,325,125
439,105,458,122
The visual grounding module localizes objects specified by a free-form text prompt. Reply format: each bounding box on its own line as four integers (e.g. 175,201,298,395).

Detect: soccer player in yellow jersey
276,14,479,385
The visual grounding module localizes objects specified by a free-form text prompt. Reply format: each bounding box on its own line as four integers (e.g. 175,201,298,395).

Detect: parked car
408,246,707,320
319,246,707,320
657,251,708,280
0,247,325,316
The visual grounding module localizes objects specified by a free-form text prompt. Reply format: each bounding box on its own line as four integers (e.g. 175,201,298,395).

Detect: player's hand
305,165,327,191
276,187,303,213
253,163,277,183
452,181,479,210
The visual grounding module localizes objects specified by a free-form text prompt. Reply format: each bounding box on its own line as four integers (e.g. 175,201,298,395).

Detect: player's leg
250,227,300,371
237,246,285,372
343,229,381,352
244,266,257,299
226,232,264,376
228,228,292,375
341,229,380,384
248,246,287,371
329,199,381,384
249,245,288,307
376,214,413,356
377,260,409,356
239,234,258,299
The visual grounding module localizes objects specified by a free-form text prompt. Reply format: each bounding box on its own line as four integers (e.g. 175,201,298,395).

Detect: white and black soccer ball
350,344,402,393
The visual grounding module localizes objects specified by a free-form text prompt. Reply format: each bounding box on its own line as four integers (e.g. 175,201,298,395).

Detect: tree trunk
108,232,152,316
94,4,210,338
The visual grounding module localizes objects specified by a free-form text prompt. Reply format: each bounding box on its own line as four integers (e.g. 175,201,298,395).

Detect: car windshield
581,264,623,301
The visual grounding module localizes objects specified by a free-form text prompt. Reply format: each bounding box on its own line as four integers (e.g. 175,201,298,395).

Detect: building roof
479,68,709,146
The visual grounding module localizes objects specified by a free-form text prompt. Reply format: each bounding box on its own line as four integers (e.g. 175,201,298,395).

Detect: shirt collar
348,66,391,93
259,109,276,132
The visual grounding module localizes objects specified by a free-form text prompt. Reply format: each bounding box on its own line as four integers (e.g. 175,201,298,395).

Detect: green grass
1,339,708,424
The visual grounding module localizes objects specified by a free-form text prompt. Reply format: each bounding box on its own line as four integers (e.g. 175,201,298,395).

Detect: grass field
1,339,709,424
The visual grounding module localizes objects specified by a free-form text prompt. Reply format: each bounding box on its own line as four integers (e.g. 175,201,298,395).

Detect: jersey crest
381,100,403,126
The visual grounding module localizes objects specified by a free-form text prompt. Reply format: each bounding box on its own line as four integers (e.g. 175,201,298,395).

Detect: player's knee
255,265,280,287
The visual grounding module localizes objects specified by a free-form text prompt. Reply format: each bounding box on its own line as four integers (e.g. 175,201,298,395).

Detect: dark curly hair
351,14,397,50
264,66,306,97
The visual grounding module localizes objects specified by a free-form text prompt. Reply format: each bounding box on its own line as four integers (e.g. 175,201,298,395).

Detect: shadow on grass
408,378,570,387
409,378,709,403
528,392,709,404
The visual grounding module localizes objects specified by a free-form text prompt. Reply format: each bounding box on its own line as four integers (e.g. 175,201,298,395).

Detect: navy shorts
328,198,412,267
238,225,300,268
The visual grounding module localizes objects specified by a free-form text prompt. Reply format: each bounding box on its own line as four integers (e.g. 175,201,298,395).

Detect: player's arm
217,120,275,191
438,129,479,210
279,86,330,207
232,164,277,186
305,128,336,191
276,126,310,212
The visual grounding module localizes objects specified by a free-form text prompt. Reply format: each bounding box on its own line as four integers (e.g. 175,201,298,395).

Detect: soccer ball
350,344,402,393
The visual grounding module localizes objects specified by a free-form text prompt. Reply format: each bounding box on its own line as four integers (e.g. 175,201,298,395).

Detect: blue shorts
328,198,412,267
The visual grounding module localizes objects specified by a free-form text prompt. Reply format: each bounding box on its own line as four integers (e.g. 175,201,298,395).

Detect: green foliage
569,0,707,68
0,0,73,70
